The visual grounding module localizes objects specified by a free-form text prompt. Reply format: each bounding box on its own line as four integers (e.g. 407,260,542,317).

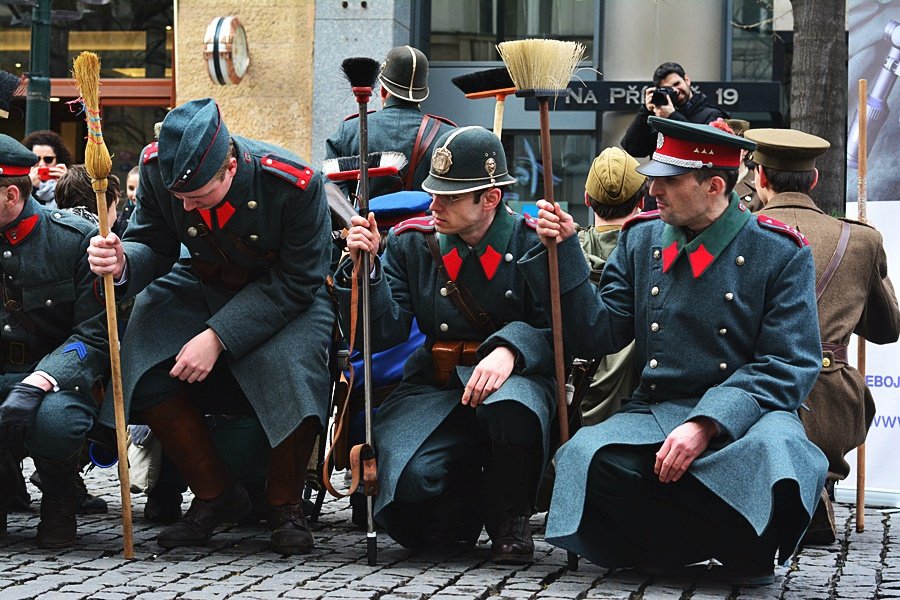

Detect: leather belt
190,258,267,292
821,343,848,367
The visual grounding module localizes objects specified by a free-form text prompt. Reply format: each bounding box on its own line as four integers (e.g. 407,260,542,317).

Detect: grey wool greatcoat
519,195,829,566
759,192,900,480
93,137,334,447
325,96,455,197
334,208,556,523
1,198,108,459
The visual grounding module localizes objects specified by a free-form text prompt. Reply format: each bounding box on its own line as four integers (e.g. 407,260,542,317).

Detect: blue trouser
1,374,96,462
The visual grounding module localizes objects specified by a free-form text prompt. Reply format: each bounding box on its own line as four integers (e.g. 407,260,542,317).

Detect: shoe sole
491,553,534,565
157,535,212,548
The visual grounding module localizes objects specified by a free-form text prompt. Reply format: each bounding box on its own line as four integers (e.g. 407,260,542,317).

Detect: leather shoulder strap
815,220,851,302
403,116,442,191
425,232,500,336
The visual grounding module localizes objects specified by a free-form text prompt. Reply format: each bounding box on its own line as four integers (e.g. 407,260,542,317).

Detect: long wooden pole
856,78,867,534
73,52,133,559
538,99,569,445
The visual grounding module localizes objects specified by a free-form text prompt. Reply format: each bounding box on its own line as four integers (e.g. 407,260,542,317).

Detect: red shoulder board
425,113,457,127
344,109,377,122
393,215,435,235
757,215,809,247
622,210,661,231
142,141,159,165
523,212,538,230
260,155,315,190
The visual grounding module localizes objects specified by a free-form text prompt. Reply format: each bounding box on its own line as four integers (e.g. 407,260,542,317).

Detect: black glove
0,382,46,449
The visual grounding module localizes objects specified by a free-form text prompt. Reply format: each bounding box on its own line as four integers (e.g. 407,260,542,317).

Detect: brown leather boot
485,440,542,565
141,392,250,547
34,456,79,549
265,420,318,554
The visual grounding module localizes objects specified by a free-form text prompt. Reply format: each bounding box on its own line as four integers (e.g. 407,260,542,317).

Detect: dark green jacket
325,96,455,197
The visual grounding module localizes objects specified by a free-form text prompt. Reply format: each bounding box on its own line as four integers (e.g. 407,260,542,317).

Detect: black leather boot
157,483,251,548
144,483,183,524
31,470,108,515
267,502,314,555
484,440,543,564
0,449,17,537
34,456,80,549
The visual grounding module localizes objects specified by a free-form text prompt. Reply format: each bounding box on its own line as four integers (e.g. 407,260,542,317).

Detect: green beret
743,128,830,172
380,46,429,102
637,116,756,177
585,147,645,206
0,134,38,177
158,98,231,192
725,119,750,137
421,126,516,195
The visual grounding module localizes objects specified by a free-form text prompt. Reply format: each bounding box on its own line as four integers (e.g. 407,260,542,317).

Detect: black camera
650,86,676,106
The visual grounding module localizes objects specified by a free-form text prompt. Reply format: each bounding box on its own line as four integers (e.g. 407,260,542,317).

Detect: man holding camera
621,62,729,158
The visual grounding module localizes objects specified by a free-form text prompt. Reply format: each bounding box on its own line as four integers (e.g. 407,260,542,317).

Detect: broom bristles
341,57,381,90
496,39,585,93
451,67,515,96
73,51,112,183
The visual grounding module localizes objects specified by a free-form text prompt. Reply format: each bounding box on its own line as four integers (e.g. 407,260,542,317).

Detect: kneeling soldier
338,126,555,563
0,135,106,547
86,99,333,554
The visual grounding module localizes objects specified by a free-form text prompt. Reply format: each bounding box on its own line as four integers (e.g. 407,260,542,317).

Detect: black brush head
341,57,380,89
0,70,22,116
451,67,514,95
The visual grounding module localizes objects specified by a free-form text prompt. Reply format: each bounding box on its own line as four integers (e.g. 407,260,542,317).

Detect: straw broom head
496,39,585,95
73,52,111,191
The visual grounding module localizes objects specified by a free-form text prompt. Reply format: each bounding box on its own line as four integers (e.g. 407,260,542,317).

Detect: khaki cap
726,119,750,137
585,147,645,206
744,128,830,171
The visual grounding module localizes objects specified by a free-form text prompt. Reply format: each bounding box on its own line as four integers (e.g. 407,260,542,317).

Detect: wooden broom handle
93,186,134,559
856,79,868,533
538,99,569,444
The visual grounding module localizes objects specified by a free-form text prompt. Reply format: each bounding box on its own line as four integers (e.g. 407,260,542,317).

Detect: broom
72,52,133,560
499,39,583,571
339,55,381,567
451,67,516,138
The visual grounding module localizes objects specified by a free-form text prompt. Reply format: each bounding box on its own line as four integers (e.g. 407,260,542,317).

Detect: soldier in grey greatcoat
325,45,455,198
522,117,828,586
747,127,900,544
0,134,107,548
337,126,554,564
85,98,333,555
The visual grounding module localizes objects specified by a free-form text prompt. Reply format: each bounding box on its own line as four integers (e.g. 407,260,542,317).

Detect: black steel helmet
379,45,429,102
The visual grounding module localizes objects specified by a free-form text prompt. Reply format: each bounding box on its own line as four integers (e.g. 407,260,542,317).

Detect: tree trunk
790,0,847,216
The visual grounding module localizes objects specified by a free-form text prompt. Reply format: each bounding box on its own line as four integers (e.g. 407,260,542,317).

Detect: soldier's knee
477,401,541,447
395,456,444,503
26,393,94,460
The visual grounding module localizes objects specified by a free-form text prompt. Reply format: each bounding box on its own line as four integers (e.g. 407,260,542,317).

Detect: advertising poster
838,0,900,506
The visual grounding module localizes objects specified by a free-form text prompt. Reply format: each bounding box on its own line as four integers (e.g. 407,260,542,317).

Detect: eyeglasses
37,155,56,164
430,192,474,204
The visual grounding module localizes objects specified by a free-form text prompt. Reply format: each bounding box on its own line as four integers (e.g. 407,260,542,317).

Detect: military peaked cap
0,134,37,177
743,128,830,172
158,98,231,192
637,116,756,177
422,126,516,195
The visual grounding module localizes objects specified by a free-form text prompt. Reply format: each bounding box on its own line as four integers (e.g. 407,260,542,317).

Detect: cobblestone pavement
2,460,898,600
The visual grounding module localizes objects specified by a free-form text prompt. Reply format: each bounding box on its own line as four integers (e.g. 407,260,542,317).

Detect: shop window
430,0,594,62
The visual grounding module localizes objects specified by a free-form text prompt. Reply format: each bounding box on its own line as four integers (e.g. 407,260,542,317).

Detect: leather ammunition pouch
431,340,481,386
190,258,268,292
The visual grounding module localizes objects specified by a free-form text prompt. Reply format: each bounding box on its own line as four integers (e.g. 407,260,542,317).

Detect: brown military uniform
759,192,900,479
734,168,761,212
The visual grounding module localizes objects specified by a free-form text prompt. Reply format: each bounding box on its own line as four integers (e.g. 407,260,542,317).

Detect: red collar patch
661,241,679,272
479,245,502,280
442,247,463,281
3,214,39,246
687,243,715,278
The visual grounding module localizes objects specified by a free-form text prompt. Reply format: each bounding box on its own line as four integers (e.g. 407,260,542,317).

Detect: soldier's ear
810,168,819,191
2,183,20,206
481,187,502,210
